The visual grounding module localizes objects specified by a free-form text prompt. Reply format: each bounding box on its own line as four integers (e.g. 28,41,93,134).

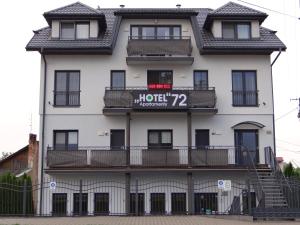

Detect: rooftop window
60,22,89,40
222,22,251,40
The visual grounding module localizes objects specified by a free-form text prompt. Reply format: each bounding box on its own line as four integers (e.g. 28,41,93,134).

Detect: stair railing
264,146,292,205
240,146,265,208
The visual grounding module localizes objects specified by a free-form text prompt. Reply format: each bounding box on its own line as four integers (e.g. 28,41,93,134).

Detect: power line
277,139,300,147
236,0,300,19
275,107,298,121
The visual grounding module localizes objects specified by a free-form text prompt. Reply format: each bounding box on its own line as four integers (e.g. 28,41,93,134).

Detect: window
76,23,89,39
194,193,218,214
234,130,259,164
147,70,172,89
194,71,208,90
232,71,257,106
195,129,209,148
148,130,172,149
150,193,165,214
130,26,181,39
94,193,109,215
130,193,145,215
111,71,125,89
61,22,75,40
171,193,186,214
54,71,80,106
222,22,251,40
60,22,90,40
73,193,88,215
52,193,67,216
54,130,78,150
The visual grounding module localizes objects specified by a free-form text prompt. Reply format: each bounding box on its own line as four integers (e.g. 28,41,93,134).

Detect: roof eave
203,14,268,30
200,46,286,55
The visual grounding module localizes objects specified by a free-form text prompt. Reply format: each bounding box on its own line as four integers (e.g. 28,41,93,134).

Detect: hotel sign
132,90,188,109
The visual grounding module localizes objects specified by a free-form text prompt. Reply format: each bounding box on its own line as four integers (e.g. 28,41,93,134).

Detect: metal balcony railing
127,36,192,56
103,87,216,109
46,146,242,169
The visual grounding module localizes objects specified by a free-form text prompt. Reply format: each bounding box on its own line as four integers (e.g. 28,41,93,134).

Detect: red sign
148,84,172,90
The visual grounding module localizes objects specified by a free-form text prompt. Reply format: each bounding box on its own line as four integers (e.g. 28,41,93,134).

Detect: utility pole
290,98,300,118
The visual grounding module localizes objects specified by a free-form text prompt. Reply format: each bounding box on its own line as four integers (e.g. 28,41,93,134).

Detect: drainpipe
270,48,282,157
39,48,47,215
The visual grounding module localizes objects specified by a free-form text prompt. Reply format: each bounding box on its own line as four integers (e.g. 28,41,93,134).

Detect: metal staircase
250,147,300,219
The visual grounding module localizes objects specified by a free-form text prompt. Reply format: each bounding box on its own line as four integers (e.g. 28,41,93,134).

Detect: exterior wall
251,20,260,38
39,18,274,169
90,20,98,38
211,20,222,38
51,20,60,38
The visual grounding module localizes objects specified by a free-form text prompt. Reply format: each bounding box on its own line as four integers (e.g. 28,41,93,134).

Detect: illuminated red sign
148,84,172,90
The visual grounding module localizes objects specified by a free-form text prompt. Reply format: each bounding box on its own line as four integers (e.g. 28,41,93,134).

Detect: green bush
0,172,34,215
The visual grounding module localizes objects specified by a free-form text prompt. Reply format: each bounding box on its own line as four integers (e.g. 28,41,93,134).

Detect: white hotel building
26,1,287,217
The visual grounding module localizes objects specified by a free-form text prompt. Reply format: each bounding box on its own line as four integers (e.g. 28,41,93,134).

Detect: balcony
126,36,193,65
46,146,241,171
103,87,217,115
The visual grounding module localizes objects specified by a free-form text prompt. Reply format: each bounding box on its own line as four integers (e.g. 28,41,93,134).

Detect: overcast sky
0,0,299,165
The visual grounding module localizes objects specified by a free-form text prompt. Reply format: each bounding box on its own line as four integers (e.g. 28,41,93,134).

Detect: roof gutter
270,48,282,157
39,48,47,215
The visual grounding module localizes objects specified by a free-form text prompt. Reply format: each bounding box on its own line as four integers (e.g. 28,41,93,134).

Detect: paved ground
0,216,300,225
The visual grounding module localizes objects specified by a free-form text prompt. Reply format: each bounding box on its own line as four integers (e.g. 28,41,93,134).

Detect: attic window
60,22,90,40
222,22,251,40
61,22,75,40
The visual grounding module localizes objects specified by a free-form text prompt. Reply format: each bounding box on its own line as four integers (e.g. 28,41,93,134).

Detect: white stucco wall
211,20,222,38
38,18,274,175
51,21,60,38
251,20,260,38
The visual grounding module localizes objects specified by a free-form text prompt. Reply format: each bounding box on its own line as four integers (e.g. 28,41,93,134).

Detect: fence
0,176,257,217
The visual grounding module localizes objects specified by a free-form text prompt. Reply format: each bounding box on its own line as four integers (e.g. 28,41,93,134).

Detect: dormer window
61,22,75,40
222,22,251,40
60,22,90,40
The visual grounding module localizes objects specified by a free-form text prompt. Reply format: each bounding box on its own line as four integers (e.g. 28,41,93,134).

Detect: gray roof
209,1,267,16
198,9,286,53
26,2,286,54
44,2,103,16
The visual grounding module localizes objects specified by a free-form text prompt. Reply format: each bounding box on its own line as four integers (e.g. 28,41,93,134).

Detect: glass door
234,130,259,165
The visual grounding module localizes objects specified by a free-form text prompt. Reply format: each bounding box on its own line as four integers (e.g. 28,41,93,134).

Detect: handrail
265,146,292,193
105,86,215,91
241,145,265,208
128,35,191,40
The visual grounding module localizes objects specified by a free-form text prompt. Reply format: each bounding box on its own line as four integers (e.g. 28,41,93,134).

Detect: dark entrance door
110,129,125,150
130,193,145,215
234,130,259,165
150,193,165,214
195,129,209,148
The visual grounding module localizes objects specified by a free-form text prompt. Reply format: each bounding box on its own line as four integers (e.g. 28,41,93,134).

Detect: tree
283,162,295,177
0,151,12,160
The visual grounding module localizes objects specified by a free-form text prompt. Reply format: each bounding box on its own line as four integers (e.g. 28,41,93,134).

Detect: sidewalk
1,216,300,225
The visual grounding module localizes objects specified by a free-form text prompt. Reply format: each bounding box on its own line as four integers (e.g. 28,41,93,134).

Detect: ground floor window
171,193,186,214
194,193,218,214
150,193,165,214
52,193,67,216
73,193,88,215
130,193,145,215
94,193,109,215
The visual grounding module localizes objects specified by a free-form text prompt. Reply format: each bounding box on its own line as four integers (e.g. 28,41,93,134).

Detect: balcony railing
127,36,192,56
46,146,240,169
103,87,216,109
232,90,258,106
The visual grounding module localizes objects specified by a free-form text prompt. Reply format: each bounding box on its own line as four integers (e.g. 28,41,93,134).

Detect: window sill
53,105,81,108
232,105,259,107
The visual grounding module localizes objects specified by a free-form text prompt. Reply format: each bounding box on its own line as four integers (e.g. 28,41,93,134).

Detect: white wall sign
217,180,231,191
50,181,56,190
